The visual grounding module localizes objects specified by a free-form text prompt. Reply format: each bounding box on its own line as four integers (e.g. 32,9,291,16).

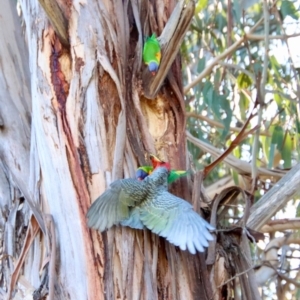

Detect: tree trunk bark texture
0,0,213,299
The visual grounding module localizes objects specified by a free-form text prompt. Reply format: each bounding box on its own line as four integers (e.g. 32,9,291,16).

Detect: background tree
183,0,300,299
0,0,300,300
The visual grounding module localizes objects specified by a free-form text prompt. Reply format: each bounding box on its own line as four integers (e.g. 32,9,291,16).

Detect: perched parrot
87,165,214,254
135,166,153,181
143,34,161,75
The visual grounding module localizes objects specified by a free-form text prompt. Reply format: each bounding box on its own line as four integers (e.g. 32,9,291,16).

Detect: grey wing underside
140,190,215,254
87,179,146,232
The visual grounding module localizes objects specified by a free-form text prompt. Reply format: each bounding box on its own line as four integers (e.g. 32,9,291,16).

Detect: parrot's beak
149,154,162,162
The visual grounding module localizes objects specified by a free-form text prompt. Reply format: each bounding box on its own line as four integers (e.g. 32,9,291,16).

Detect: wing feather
87,179,147,232
140,190,214,253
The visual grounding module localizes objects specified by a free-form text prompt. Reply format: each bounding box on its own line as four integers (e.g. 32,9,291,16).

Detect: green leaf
279,108,287,123
269,55,281,77
296,119,300,134
203,81,214,107
261,135,271,167
211,90,221,120
239,92,250,120
282,131,293,168
296,202,300,217
280,1,299,20
215,14,227,32
274,93,283,110
271,125,284,149
195,0,208,14
197,57,206,73
194,15,203,30
214,69,221,86
268,143,276,168
232,169,239,186
237,73,253,89
232,0,242,23
218,95,232,134
253,62,263,75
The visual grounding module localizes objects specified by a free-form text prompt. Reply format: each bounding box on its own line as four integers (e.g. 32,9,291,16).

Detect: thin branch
184,17,264,94
217,265,256,288
219,62,255,81
251,0,270,192
186,130,286,178
203,107,257,177
260,0,270,102
261,218,300,233
186,111,271,137
247,32,300,40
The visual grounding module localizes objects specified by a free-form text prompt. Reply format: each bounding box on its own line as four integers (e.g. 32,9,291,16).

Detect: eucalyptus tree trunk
0,0,214,299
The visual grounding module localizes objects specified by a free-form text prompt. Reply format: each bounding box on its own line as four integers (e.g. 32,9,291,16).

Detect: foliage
183,0,300,298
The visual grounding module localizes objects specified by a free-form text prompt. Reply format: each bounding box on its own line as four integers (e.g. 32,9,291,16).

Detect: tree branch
261,218,300,233
246,32,300,40
247,163,300,231
186,130,286,179
38,0,69,46
187,111,272,136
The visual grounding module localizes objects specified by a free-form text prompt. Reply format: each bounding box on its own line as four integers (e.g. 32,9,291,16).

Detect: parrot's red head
149,154,171,171
159,162,171,171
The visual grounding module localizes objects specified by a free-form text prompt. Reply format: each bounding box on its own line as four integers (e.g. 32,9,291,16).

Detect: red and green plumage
143,34,161,75
135,155,188,184
135,166,153,181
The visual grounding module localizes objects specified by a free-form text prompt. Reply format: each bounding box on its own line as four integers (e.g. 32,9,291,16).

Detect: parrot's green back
143,34,161,66
136,165,187,183
138,166,153,173
168,170,188,184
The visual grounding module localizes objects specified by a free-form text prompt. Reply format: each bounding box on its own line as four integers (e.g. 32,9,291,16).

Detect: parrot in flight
136,154,188,183
142,34,161,75
87,165,214,254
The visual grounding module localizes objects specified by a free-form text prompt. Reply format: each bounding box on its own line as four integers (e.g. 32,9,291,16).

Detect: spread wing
140,190,214,254
87,179,147,232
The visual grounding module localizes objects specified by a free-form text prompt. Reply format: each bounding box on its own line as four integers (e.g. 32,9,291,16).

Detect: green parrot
135,165,188,184
87,165,214,254
142,34,161,75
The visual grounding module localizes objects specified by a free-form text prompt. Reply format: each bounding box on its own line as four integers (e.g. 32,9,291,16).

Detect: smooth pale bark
0,0,31,199
0,0,45,297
